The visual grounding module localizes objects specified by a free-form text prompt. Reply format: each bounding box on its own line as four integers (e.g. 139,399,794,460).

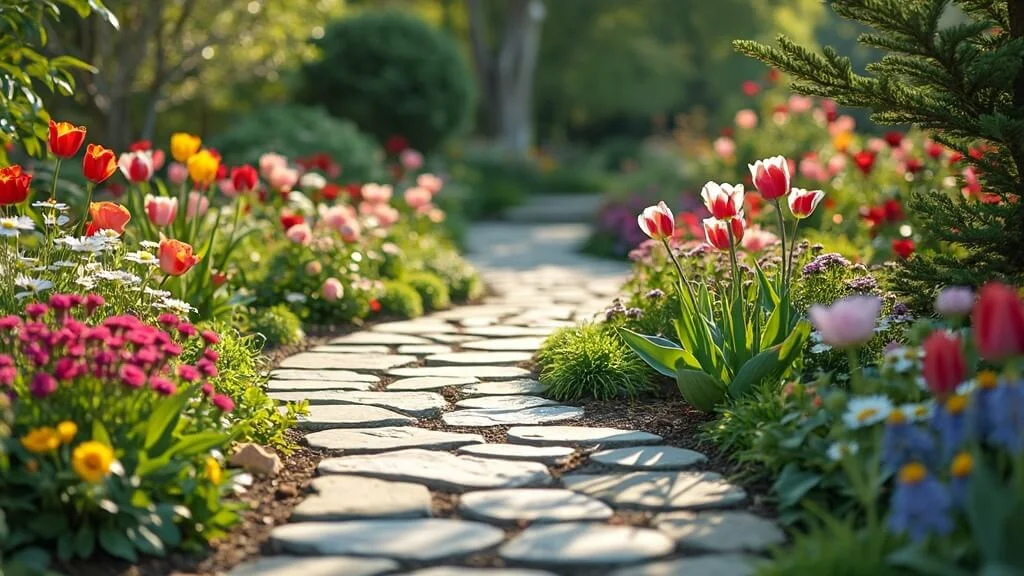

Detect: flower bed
0,120,479,571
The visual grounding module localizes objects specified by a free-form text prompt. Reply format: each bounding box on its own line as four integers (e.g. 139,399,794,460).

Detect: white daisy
900,402,934,423
0,216,35,237
826,441,859,461
43,214,71,227
55,236,107,253
143,287,171,298
285,292,308,304
810,343,833,354
124,251,159,266
50,260,77,268
956,379,977,396
842,395,894,429
14,276,53,299
140,240,160,250
17,255,38,264
154,297,196,314
883,346,919,374
32,200,69,211
95,229,122,241
94,270,141,284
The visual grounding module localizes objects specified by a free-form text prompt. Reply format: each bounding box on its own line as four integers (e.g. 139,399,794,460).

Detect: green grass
537,323,656,401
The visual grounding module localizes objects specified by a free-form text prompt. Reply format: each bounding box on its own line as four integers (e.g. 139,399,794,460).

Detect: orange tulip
0,165,32,205
84,202,131,236
48,120,87,158
82,144,117,184
159,238,201,276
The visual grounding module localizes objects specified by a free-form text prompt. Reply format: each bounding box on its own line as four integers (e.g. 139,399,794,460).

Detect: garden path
231,223,781,576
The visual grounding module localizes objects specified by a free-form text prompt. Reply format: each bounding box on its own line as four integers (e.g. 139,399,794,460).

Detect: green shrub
299,11,474,153
208,104,383,182
537,323,655,401
245,305,305,348
379,281,424,319
405,272,451,311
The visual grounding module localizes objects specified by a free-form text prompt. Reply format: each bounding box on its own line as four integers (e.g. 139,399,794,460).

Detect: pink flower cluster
0,294,233,412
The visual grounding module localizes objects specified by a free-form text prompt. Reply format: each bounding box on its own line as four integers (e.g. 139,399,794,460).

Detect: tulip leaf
674,368,726,411
729,320,810,399
618,328,699,377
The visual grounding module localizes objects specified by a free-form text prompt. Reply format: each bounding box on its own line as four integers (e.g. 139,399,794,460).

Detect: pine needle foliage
735,0,1024,298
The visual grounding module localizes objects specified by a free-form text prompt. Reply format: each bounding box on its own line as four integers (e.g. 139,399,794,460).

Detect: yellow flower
832,131,854,153
187,150,220,185
57,421,78,444
205,456,223,486
170,133,202,163
951,452,973,478
72,441,114,483
20,427,60,454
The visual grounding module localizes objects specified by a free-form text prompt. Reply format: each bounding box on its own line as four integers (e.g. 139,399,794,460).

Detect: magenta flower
25,303,48,319
119,364,146,389
150,377,177,396
30,373,57,398
201,330,220,345
85,293,104,315
211,394,234,412
177,365,200,382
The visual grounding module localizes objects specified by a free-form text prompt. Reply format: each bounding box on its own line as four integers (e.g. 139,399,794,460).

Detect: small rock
275,484,299,500
608,554,760,576
590,445,708,470
229,443,282,476
653,510,785,553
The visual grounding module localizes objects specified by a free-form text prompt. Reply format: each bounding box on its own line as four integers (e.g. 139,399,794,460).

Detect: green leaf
144,393,189,451
888,545,979,576
774,463,821,509
618,328,699,377
128,525,166,557
966,455,1009,563
674,368,726,411
728,320,810,399
98,527,138,562
74,525,95,559
92,420,111,446
169,431,231,458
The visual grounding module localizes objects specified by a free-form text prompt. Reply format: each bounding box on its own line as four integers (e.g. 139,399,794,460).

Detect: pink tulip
417,173,443,194
321,277,344,302
748,156,790,200
259,153,288,179
361,183,393,204
186,191,209,220
740,225,779,252
286,223,313,245
151,149,166,171
404,186,432,209
118,151,154,183
144,195,178,227
788,95,814,114
701,181,744,221
935,286,974,318
735,109,758,130
268,166,298,193
809,296,881,348
788,188,825,219
217,178,237,197
400,149,424,171
703,216,745,250
167,162,189,185
713,137,736,159
637,201,675,241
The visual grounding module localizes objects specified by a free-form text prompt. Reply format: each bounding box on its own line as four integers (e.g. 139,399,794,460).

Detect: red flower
158,238,201,276
48,120,87,158
883,131,903,148
637,202,675,240
904,158,923,174
921,331,965,397
883,199,904,222
385,135,409,155
741,80,760,97
84,202,131,236
82,144,117,184
925,141,944,159
973,282,1024,361
861,205,886,227
891,238,915,259
346,182,363,201
852,150,876,175
0,165,32,205
230,165,259,193
280,213,304,231
129,140,152,152
949,152,964,165
322,183,341,201
703,216,745,250
369,299,382,312
766,68,781,84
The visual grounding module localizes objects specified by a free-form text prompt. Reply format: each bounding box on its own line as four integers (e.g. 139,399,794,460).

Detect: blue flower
888,462,954,542
881,411,936,473
985,380,1024,454
948,452,973,509
931,394,970,460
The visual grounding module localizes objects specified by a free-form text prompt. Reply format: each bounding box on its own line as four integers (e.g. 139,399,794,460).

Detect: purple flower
802,253,850,276
985,380,1024,454
888,462,954,542
645,289,665,299
846,275,878,293
931,394,970,460
881,413,936,473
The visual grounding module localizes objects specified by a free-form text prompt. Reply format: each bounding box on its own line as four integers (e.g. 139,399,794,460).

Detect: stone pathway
234,224,779,576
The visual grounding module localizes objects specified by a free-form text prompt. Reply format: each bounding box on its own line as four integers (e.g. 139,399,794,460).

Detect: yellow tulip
20,427,60,454
832,131,854,153
187,150,220,185
72,441,114,483
170,133,202,163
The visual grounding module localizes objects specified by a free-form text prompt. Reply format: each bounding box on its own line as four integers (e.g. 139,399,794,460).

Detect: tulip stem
775,200,787,291
661,237,699,309
785,219,800,292
50,158,62,201
77,183,95,237
847,347,865,394
726,227,741,302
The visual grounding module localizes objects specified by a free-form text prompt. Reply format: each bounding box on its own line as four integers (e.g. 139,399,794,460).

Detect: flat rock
267,379,377,393
455,395,557,410
609,554,759,576
388,376,478,391
228,556,397,576
459,489,613,524
562,471,747,511
590,446,708,470
278,353,416,372
508,426,662,448
318,448,552,492
499,523,674,567
460,326,555,338
462,380,546,396
457,443,575,465
388,366,531,380
330,332,432,345
397,344,453,355
426,352,534,366
269,390,446,418
443,406,583,427
459,317,500,327
297,405,414,430
653,511,785,553
462,337,547,352
270,519,504,562
421,333,483,344
305,427,483,453
372,320,459,334
290,476,431,521
434,305,524,320
310,345,392,354
269,369,379,383
400,568,556,576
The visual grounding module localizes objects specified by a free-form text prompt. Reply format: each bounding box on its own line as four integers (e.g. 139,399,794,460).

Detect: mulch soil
67,318,774,576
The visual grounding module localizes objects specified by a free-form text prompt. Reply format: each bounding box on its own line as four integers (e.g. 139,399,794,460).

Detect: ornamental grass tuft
537,323,655,401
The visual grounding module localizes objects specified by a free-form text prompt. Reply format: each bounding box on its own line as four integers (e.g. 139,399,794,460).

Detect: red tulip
703,216,745,250
787,188,825,219
280,213,305,231
0,165,32,205
637,202,675,240
741,80,760,97
925,141,944,159
321,183,341,201
748,156,790,200
82,144,117,184
922,331,965,397
48,120,86,158
84,202,131,236
118,151,154,182
129,140,152,152
891,238,915,259
904,158,924,174
230,165,259,193
385,134,408,155
883,199,904,222
158,238,200,276
972,282,1024,361
852,150,876,175
884,131,904,148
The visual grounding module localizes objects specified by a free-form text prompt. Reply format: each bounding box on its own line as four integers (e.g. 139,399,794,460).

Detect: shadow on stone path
230,224,780,576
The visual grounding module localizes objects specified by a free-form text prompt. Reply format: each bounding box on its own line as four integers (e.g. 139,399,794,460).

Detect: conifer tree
735,0,1024,303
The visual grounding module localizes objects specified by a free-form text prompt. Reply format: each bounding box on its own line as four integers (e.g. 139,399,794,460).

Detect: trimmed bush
299,11,474,153
208,104,383,182
245,305,304,348
379,281,424,319
405,272,451,312
537,323,655,401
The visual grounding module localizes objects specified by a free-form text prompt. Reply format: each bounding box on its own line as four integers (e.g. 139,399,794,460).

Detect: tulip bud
921,331,966,397
935,287,974,319
809,296,882,348
972,282,1024,361
788,188,825,219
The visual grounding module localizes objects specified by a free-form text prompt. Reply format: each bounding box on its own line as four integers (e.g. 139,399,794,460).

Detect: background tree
736,0,1024,302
